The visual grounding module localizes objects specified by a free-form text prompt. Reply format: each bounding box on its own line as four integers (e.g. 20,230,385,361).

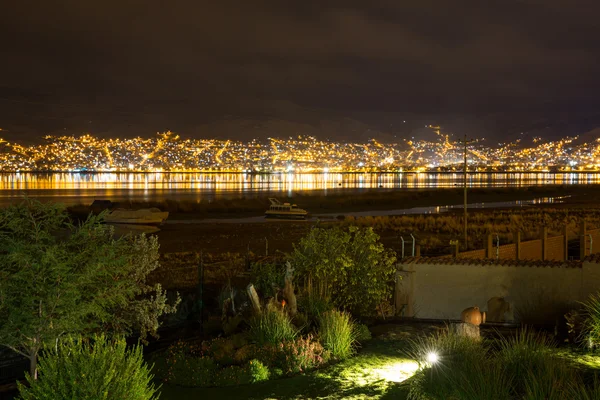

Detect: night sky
1,0,599,143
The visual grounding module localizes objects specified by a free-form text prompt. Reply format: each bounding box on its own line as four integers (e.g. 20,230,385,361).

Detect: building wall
459,249,486,259
498,243,517,260
521,239,542,260
399,262,593,321
547,235,565,261
588,229,600,256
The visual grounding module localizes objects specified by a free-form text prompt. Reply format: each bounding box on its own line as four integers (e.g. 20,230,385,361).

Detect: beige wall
398,261,599,322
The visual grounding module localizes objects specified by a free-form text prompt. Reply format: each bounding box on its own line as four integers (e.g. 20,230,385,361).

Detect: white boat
265,198,308,219
104,208,169,225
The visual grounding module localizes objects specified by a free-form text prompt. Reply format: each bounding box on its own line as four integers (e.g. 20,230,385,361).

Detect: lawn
158,327,418,400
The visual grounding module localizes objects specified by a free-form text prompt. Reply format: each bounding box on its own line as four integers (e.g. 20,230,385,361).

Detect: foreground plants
0,200,180,378
18,335,159,400
404,328,600,400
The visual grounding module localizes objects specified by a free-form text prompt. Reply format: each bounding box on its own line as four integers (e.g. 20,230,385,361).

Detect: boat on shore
104,208,169,225
265,198,308,219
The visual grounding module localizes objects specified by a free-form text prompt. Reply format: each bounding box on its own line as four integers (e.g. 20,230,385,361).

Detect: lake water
0,172,598,205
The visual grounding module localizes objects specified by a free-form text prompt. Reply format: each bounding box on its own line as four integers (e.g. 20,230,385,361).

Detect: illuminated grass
158,337,415,399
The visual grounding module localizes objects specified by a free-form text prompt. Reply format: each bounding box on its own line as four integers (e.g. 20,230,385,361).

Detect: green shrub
249,309,298,346
251,262,285,298
290,226,397,316
247,359,270,383
298,293,334,323
318,310,357,360
270,368,284,379
18,335,158,400
355,323,372,342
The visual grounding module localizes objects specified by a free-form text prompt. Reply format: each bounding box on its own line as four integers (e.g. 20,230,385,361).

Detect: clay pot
461,306,487,326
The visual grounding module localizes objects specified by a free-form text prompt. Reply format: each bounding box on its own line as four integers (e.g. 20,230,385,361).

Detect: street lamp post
462,135,471,249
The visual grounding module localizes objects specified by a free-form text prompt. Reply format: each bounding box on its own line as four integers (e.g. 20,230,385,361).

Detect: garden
4,199,600,399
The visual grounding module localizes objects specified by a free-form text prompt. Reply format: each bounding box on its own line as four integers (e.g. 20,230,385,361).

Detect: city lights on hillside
0,132,598,173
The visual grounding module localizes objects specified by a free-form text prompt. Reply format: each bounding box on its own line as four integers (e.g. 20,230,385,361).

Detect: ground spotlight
426,352,439,364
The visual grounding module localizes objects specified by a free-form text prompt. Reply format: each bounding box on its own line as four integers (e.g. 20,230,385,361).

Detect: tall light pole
462,135,471,249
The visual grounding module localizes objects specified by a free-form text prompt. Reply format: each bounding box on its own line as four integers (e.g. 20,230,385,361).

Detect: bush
298,293,334,324
318,310,357,360
290,226,397,316
355,324,372,343
18,335,158,400
251,262,285,298
275,335,329,375
249,309,298,346
247,359,270,383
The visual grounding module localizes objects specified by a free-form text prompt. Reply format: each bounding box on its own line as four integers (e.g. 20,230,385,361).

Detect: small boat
265,198,308,219
104,208,169,225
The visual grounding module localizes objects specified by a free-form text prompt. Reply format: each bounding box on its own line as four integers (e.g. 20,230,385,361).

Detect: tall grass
405,327,596,400
318,310,357,360
249,309,298,346
582,293,600,347
405,329,512,400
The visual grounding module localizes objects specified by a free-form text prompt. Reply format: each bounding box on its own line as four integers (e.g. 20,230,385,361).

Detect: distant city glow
0,131,598,172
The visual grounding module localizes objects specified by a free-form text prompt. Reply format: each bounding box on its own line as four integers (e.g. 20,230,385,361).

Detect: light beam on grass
370,361,419,383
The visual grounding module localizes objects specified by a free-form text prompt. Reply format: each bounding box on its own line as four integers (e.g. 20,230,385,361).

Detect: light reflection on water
0,172,597,205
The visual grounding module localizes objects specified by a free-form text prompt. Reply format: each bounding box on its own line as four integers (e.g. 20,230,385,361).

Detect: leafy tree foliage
0,200,179,378
289,226,397,316
18,335,159,400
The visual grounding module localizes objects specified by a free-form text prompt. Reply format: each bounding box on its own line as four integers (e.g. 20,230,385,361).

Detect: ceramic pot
461,306,486,326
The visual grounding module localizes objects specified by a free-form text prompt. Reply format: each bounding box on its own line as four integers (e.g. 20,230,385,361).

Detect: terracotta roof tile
398,256,587,268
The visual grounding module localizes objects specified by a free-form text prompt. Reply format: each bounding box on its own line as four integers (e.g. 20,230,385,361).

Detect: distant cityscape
0,128,599,173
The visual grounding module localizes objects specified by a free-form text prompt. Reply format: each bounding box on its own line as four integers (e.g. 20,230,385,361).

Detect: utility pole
461,135,472,249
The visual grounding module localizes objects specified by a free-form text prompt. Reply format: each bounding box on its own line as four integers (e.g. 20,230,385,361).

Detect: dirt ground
155,188,600,257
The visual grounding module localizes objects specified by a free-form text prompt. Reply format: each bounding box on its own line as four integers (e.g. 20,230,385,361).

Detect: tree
289,226,397,316
0,199,179,379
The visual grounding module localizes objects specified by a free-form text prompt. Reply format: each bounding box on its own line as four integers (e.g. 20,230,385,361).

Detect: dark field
153,185,600,255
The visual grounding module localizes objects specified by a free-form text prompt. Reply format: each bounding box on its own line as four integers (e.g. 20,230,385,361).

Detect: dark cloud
0,0,599,141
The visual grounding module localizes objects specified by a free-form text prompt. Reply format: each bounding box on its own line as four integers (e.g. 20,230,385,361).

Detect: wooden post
283,261,297,317
514,231,521,260
580,219,588,259
540,227,548,261
563,225,569,261
415,244,421,257
265,237,268,257
486,234,494,258
450,240,460,257
247,284,262,315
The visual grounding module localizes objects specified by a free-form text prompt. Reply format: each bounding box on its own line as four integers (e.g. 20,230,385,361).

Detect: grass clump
405,327,600,400
582,293,600,347
249,309,298,346
318,310,357,360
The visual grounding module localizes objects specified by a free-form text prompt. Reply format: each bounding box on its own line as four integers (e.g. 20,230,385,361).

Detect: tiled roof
398,256,583,268
583,253,600,263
